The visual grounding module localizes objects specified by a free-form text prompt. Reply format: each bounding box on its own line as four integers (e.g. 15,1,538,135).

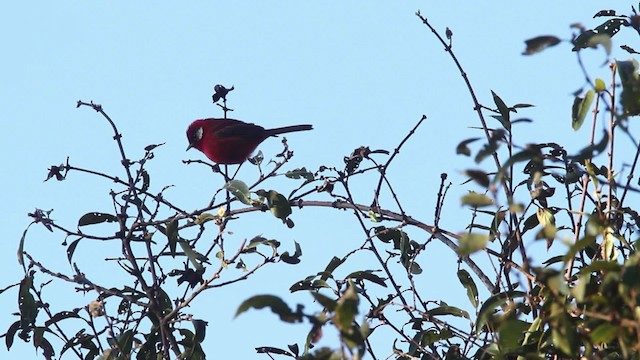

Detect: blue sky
2,2,636,359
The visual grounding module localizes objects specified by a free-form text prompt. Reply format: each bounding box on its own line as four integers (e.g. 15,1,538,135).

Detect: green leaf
419,328,453,347
285,167,315,181
457,269,479,308
461,192,493,208
244,236,280,257
590,323,617,344
346,270,387,287
194,212,218,225
426,305,470,319
224,179,252,205
179,241,204,271
491,90,511,130
571,89,594,131
334,284,359,332
475,291,526,335
258,190,292,223
571,273,590,303
536,208,556,227
310,292,338,312
578,260,620,275
594,78,606,93
77,212,118,227
498,319,531,352
235,295,298,323
457,233,489,256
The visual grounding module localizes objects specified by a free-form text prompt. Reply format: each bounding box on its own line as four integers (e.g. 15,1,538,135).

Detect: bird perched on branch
186,118,313,164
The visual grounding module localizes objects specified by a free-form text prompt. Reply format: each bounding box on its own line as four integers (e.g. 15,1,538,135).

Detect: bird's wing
212,120,267,139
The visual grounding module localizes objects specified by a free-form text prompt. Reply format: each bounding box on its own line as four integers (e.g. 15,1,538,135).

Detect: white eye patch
194,127,203,142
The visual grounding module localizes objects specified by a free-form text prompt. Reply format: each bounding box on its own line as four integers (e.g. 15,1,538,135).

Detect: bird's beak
186,144,193,151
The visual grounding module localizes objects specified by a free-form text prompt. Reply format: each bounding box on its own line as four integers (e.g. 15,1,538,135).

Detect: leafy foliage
7,4,640,360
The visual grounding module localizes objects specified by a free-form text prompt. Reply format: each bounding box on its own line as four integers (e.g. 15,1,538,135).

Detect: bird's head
186,120,205,151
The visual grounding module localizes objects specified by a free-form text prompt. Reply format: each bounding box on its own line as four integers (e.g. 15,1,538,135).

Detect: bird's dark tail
266,124,313,136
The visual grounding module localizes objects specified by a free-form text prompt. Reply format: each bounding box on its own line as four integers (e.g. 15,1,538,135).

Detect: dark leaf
5,321,20,350
192,319,208,343
621,44,640,54
522,35,561,55
44,164,66,182
321,256,345,281
140,169,150,192
44,310,80,328
512,103,535,109
475,129,505,164
166,219,179,257
280,241,302,264
235,295,299,323
617,59,640,115
212,84,234,103
19,276,38,329
144,143,165,152
255,347,294,356
66,239,81,264
522,213,540,232
464,169,490,188
456,137,481,156
77,212,118,227
568,130,609,162
593,10,617,17
116,330,134,354
17,226,29,266
491,91,511,130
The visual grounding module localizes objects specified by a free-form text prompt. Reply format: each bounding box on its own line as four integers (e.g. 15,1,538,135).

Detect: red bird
186,118,313,164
